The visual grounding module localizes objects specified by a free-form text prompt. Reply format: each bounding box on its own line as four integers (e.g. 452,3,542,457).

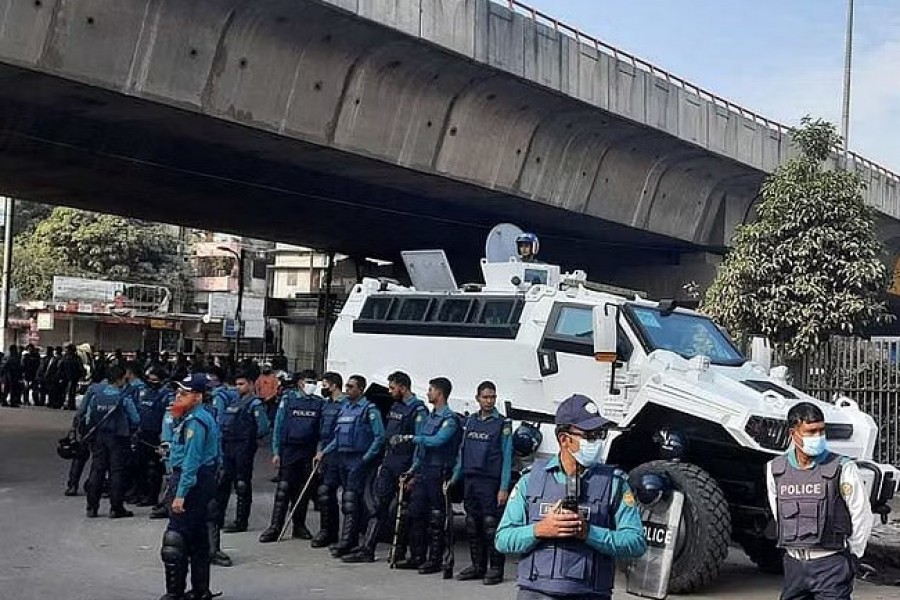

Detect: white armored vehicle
326,225,897,593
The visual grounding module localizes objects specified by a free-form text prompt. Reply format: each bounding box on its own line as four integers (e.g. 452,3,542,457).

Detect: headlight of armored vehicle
744,416,791,451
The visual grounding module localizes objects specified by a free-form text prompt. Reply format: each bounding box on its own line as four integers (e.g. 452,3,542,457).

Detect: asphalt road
1,407,898,600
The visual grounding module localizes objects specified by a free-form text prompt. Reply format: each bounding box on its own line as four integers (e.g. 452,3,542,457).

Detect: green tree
12,207,190,301
703,117,891,358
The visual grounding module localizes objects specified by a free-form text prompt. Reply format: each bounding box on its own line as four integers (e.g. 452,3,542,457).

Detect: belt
787,548,841,561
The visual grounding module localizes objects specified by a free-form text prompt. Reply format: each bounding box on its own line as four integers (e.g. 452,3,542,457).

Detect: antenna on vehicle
485,223,525,263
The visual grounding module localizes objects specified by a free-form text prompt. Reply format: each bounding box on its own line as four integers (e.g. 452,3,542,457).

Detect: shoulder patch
502,423,512,436
622,491,635,507
509,485,519,501
441,419,450,428
185,427,195,439
841,482,853,497
369,410,379,421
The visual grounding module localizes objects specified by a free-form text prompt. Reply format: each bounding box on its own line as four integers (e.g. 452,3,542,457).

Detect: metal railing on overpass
502,0,900,185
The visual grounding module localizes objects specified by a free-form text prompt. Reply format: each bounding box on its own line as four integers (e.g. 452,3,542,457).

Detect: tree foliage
703,117,891,358
12,207,190,301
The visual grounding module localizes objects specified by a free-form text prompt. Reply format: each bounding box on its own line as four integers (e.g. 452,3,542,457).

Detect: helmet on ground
512,422,543,457
57,434,81,460
515,232,540,260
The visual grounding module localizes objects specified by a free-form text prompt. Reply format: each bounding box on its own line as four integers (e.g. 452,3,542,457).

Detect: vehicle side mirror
750,336,771,372
593,304,621,396
593,305,618,363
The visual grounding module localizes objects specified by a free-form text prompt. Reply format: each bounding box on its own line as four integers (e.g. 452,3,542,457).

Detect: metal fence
793,337,900,466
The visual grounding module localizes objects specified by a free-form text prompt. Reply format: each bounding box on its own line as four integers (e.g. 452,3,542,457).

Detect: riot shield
625,489,685,599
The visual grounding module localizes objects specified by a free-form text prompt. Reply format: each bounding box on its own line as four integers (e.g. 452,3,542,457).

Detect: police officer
315,375,385,558
78,364,141,518
64,370,106,496
216,370,269,533
150,379,179,520
447,381,513,585
200,366,232,568
131,366,168,506
342,371,427,563
259,371,323,543
310,371,347,548
767,401,873,600
496,394,646,600
395,377,461,574
159,374,221,600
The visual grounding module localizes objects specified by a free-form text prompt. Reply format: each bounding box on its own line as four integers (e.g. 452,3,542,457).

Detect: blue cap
555,394,612,431
177,373,209,393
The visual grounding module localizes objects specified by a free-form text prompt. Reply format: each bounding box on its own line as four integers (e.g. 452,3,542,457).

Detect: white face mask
572,439,604,467
799,434,827,457
303,383,318,396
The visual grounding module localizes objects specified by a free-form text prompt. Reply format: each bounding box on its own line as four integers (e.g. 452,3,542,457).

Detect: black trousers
67,441,92,490
781,551,854,600
86,435,129,512
216,440,256,524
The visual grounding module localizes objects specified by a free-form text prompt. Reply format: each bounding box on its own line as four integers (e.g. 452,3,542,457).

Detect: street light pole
841,0,855,164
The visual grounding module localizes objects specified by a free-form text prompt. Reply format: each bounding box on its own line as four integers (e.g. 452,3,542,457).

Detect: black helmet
512,423,543,457
57,434,81,460
631,472,672,506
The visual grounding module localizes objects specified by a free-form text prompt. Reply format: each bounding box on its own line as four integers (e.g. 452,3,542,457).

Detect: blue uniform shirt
411,404,460,471
170,405,220,499
80,382,141,432
450,408,514,491
495,455,646,559
321,397,386,463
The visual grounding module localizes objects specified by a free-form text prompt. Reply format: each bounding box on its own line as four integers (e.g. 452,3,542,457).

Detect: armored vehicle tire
630,461,731,594
739,537,784,574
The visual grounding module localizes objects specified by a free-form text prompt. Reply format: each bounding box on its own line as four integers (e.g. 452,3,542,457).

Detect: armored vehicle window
554,306,594,337
360,297,394,320
542,303,633,360
436,299,475,323
479,300,515,324
625,304,744,366
391,298,432,321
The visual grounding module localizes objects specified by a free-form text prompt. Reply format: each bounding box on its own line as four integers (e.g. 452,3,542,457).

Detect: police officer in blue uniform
150,379,179,520
132,366,168,506
311,371,346,548
259,371,324,543
216,370,269,533
341,371,427,563
396,377,462,574
160,374,221,600
78,364,141,518
448,381,513,585
315,374,385,558
64,370,106,496
496,394,646,600
201,366,232,568
767,402,873,600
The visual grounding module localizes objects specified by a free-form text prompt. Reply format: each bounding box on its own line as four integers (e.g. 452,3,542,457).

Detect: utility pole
841,0,855,166
0,196,14,348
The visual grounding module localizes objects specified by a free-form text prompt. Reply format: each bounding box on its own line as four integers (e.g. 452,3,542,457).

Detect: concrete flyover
0,0,897,294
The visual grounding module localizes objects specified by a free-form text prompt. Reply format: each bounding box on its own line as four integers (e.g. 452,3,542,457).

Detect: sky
523,0,900,171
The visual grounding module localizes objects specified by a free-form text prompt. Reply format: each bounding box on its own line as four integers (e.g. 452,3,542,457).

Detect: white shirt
767,451,873,560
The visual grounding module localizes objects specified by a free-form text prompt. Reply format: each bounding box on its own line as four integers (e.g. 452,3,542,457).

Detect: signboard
208,293,264,339
52,276,171,314
37,311,55,330
53,276,123,303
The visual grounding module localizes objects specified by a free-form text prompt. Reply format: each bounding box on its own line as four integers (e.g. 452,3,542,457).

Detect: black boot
259,481,290,543
330,491,360,558
224,481,250,533
161,531,188,600
208,521,232,567
291,487,312,539
483,516,504,585
394,516,426,570
456,516,485,581
311,485,338,548
342,518,378,563
186,545,211,600
417,511,445,575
